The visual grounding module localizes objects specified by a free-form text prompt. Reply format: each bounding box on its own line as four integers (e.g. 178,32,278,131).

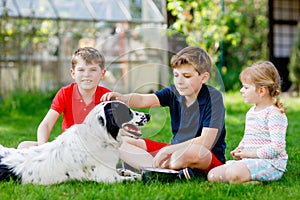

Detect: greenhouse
0,0,170,96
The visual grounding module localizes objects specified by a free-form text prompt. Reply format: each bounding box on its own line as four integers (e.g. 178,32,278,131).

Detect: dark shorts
143,138,223,173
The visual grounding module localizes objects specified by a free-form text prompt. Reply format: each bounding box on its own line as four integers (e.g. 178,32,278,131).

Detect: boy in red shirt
18,47,111,149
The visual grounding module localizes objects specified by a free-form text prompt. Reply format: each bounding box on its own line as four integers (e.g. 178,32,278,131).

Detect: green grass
0,91,299,200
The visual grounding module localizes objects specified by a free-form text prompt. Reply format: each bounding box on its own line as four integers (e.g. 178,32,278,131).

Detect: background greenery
167,0,269,91
0,91,299,200
1,0,271,94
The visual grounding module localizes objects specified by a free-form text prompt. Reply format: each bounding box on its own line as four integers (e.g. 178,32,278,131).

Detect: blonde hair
170,46,212,74
71,47,105,70
239,61,287,113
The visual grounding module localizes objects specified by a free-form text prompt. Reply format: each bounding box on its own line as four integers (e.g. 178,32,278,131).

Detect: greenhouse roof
0,0,165,23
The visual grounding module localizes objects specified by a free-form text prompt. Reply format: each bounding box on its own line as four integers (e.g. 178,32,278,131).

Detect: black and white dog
0,101,150,185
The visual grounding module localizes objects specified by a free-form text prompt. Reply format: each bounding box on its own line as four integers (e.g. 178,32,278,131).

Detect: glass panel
273,24,297,57
141,0,164,22
14,0,56,18
98,25,169,93
0,0,19,17
152,0,165,18
274,0,300,21
120,0,164,22
85,0,130,21
1,0,165,22
51,0,93,20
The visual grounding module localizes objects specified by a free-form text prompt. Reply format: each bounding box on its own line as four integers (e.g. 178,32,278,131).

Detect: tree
167,0,269,91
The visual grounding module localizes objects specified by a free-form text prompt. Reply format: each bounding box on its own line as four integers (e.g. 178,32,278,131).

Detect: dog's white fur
0,101,150,185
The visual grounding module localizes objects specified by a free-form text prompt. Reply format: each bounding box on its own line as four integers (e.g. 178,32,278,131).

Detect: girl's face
240,83,260,104
70,57,105,91
173,64,208,98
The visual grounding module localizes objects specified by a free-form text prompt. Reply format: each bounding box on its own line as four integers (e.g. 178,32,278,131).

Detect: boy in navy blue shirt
101,46,226,177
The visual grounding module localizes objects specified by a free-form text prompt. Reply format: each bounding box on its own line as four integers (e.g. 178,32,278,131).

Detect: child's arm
234,110,288,160
100,92,160,108
37,109,60,145
256,111,288,159
231,148,257,159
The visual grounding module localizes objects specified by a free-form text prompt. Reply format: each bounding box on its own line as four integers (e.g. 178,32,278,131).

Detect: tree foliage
167,0,269,91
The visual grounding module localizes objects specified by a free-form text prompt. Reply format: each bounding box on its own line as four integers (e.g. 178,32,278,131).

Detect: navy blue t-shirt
155,84,226,163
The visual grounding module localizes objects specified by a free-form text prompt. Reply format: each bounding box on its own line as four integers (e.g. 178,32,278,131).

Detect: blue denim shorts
226,159,285,181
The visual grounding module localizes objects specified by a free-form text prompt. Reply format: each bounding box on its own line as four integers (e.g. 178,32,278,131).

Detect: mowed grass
0,91,299,200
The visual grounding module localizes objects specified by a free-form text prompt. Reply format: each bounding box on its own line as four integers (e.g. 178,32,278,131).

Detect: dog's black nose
145,113,151,121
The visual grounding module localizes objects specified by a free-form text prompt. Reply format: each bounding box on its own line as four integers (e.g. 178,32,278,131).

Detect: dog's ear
103,101,135,140
110,101,133,127
103,102,127,140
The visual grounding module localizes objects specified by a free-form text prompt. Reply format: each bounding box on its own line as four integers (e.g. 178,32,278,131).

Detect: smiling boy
18,47,111,149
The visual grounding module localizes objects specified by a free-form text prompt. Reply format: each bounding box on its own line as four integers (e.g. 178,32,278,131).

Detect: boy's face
70,57,105,91
173,64,208,98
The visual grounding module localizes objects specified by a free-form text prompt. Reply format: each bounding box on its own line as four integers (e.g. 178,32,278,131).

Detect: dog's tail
0,156,21,182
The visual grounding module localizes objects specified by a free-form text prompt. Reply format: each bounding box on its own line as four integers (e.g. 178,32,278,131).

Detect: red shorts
205,152,223,172
143,138,223,172
143,138,169,156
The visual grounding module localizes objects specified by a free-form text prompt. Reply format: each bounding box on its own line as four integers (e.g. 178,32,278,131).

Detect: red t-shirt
51,82,111,132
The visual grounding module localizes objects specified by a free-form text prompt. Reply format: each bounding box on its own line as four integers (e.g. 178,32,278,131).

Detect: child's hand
231,147,257,159
153,147,172,168
100,92,122,102
230,147,243,160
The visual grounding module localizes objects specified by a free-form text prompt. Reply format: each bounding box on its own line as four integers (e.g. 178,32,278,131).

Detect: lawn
0,91,299,200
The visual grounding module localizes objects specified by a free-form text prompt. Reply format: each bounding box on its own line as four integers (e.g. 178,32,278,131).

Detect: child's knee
224,163,251,183
207,167,241,183
207,167,225,182
224,167,248,183
224,168,238,182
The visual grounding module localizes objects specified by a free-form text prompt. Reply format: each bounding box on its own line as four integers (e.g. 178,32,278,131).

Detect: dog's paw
117,168,141,181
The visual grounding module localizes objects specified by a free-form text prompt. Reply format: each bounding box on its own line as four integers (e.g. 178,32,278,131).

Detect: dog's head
84,101,150,141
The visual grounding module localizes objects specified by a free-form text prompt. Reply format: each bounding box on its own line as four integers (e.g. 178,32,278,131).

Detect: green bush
0,90,56,117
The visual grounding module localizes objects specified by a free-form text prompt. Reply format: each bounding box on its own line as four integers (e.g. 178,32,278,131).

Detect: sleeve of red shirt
50,87,66,114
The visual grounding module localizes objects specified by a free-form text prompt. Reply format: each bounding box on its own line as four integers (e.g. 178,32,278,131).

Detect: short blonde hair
170,46,212,74
239,61,286,113
71,47,105,70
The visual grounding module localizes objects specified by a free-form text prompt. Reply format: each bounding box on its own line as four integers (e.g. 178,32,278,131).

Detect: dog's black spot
98,115,105,126
145,113,151,121
28,171,33,176
82,166,88,173
65,172,70,178
91,165,96,172
135,114,151,126
20,152,27,156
